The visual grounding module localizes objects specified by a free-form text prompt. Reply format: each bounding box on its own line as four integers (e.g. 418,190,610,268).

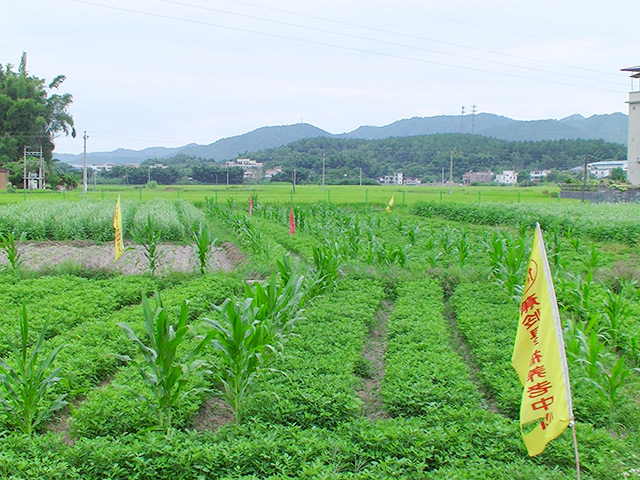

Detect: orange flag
289,207,295,235
249,195,253,216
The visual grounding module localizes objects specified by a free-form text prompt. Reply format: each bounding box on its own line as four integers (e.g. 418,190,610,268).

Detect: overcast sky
4,0,639,154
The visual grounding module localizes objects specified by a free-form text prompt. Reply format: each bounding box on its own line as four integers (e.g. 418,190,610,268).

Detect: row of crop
382,278,482,415
449,279,640,434
65,274,244,437
241,277,385,428
0,274,157,356
0,199,205,242
0,272,243,434
412,201,640,245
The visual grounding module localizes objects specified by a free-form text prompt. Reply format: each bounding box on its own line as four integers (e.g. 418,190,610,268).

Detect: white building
495,170,518,184
588,161,627,179
622,66,640,185
530,170,550,183
380,173,404,185
225,158,264,180
264,166,283,180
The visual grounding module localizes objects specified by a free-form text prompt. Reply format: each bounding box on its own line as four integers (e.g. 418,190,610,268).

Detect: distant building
462,171,494,185
530,170,550,183
622,66,640,185
380,173,404,185
225,158,264,180
495,170,518,184
588,161,627,179
264,166,283,180
404,177,422,186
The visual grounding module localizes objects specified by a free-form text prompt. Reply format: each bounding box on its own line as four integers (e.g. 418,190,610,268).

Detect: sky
4,0,640,154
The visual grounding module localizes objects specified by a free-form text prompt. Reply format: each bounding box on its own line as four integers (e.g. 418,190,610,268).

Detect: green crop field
0,183,562,207
0,189,638,479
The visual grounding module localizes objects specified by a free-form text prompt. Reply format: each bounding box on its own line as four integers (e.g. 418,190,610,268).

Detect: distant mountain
341,113,628,144
54,123,331,165
178,123,332,160
53,113,627,165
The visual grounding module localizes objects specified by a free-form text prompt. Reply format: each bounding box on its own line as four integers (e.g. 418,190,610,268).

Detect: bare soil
2,241,244,275
358,300,392,421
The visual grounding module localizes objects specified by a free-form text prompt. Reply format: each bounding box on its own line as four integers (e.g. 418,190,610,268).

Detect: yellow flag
511,223,573,456
386,195,395,213
113,195,124,261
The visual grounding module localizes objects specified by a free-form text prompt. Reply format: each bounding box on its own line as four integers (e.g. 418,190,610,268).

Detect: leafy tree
151,166,180,185
610,167,626,182
0,53,75,168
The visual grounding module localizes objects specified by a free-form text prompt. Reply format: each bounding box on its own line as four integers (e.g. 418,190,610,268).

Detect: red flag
249,195,253,216
289,207,295,235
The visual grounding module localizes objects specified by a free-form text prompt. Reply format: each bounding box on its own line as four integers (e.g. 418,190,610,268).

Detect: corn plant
583,243,600,275
131,215,163,275
602,288,631,349
455,230,470,267
117,293,214,434
485,232,528,298
0,231,25,272
309,243,343,295
588,356,631,430
191,222,218,275
0,305,67,436
576,328,607,381
558,272,593,322
439,227,456,255
204,273,304,423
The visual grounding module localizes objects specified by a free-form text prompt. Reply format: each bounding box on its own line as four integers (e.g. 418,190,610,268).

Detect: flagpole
536,223,581,479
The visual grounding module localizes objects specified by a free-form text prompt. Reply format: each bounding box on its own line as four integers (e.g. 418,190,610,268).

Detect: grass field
0,183,562,206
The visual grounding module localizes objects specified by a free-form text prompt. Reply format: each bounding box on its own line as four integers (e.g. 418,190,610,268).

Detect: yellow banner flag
386,195,395,213
113,195,124,261
512,223,573,456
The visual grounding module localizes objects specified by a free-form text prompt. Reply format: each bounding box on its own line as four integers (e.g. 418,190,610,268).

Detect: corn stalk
0,304,67,436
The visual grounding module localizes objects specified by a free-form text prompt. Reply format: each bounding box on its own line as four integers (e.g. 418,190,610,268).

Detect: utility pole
292,168,296,194
581,154,589,203
83,131,88,194
23,146,27,190
449,149,454,195
322,153,326,190
471,104,477,134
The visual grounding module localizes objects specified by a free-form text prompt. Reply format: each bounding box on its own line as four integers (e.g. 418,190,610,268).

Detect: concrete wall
628,91,640,185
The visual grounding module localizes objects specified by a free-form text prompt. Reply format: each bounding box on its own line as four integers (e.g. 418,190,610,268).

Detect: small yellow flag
113,195,124,261
512,223,573,456
386,195,395,213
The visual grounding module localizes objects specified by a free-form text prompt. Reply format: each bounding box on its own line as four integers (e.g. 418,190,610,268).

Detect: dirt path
1,241,244,275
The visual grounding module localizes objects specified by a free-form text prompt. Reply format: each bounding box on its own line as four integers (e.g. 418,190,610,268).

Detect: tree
610,167,626,183
0,53,75,167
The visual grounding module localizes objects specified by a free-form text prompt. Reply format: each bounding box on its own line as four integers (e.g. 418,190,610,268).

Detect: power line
210,0,624,80
154,0,624,87
67,0,627,93
354,0,637,59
